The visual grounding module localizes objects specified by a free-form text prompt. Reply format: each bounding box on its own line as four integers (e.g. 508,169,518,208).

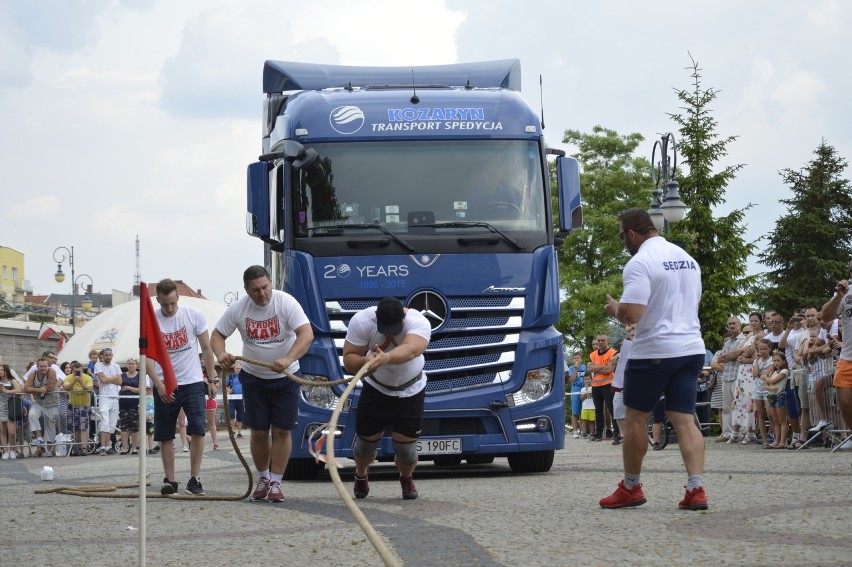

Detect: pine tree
668,57,752,350
757,140,852,315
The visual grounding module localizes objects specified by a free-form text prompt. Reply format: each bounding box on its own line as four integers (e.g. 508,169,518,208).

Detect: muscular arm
272,323,314,373
342,334,428,374
820,283,848,321
605,295,646,325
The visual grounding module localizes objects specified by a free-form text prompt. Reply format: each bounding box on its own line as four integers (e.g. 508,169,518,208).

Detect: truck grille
328,295,522,393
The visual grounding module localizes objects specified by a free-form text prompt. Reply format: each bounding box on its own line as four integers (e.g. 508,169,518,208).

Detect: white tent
58,296,243,364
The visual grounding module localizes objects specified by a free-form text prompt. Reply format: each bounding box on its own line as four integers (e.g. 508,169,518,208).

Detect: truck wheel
507,450,554,473
283,458,325,480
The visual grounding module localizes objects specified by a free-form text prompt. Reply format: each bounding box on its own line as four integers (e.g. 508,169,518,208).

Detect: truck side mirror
246,161,273,241
556,156,582,234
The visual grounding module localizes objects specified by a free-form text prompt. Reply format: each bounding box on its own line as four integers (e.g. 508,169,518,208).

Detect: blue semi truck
245,59,582,478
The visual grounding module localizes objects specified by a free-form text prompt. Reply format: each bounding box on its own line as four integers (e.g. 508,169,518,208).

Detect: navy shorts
355,382,426,439
783,384,800,418
153,381,206,441
228,398,244,422
240,370,300,431
623,354,704,414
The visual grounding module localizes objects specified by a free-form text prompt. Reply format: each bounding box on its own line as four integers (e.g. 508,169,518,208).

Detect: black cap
376,297,405,335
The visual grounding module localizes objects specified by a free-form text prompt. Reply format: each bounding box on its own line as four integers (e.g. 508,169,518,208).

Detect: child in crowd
752,339,773,448
566,353,587,439
763,351,790,449
579,374,595,438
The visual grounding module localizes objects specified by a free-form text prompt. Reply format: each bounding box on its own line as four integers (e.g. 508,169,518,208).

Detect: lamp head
660,180,688,224
54,264,65,283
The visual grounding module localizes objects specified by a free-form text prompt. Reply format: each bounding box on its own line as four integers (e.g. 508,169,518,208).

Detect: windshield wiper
306,223,417,253
417,222,524,251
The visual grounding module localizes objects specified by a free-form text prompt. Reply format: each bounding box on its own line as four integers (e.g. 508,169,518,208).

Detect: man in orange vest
588,334,618,442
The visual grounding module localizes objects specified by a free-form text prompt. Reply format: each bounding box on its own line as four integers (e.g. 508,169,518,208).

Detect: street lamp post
649,132,688,234
53,246,94,333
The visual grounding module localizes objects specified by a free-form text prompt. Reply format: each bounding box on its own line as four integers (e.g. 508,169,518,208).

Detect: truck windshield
293,140,546,237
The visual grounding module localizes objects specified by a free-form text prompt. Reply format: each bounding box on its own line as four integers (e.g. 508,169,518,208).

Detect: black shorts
355,382,425,439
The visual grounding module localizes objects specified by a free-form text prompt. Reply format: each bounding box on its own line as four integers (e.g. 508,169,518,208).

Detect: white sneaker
44,449,54,457
182,445,189,453
809,420,830,432
1,452,9,460
572,432,581,439
9,451,16,459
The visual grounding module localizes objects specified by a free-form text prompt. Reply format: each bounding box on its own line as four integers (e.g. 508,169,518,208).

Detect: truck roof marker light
295,128,308,137
524,126,537,133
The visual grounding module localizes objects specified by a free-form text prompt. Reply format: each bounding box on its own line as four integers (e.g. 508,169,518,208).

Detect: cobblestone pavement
1,434,850,566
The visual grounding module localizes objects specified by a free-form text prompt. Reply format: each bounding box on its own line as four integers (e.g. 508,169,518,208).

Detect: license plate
416,438,462,455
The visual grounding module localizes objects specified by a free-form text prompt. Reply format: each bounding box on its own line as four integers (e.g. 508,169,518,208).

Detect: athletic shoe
599,481,646,509
652,441,663,451
8,451,16,460
266,481,284,503
161,478,178,495
809,420,830,432
354,474,370,499
105,448,116,455
611,435,623,446
252,477,270,500
1,452,8,460
589,435,603,442
572,432,581,439
400,476,418,500
678,486,708,510
152,445,161,453
44,449,54,457
185,477,205,496
182,445,189,453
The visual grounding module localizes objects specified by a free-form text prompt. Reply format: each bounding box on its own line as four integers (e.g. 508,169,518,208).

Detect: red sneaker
266,480,284,503
599,481,646,508
400,475,418,500
678,486,708,510
252,477,270,501
354,474,369,499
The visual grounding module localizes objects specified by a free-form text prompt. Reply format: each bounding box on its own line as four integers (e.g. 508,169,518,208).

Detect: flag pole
139,354,147,565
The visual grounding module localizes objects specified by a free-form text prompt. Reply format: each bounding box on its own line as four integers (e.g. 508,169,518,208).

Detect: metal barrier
799,353,849,451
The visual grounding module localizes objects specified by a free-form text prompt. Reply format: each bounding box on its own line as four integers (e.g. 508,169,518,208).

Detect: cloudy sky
2,0,850,307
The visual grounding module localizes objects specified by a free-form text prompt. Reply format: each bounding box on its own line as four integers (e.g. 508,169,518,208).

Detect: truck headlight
512,366,553,405
300,374,339,409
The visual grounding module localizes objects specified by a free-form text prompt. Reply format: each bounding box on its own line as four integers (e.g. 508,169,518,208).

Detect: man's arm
271,323,314,374
605,295,646,325
197,331,218,397
211,329,233,368
820,281,848,321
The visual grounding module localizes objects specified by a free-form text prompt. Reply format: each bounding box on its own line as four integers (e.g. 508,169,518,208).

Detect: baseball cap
376,297,405,336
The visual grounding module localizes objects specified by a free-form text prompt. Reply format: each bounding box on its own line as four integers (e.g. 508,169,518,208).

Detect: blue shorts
570,385,583,416
623,354,704,414
228,398,244,422
240,370,300,431
153,381,206,441
767,391,787,408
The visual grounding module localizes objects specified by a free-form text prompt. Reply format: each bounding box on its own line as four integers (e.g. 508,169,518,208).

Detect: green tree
757,140,852,315
556,126,652,354
668,57,752,351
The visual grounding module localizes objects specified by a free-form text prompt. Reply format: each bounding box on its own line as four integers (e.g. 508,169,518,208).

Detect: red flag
38,323,57,341
139,281,177,396
57,331,69,353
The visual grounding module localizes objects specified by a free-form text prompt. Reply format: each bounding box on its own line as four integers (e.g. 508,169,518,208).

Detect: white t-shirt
94,361,122,398
612,338,632,389
22,363,64,382
620,236,705,359
836,290,852,361
215,290,310,380
580,386,595,411
784,327,804,368
152,304,207,385
345,306,431,397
